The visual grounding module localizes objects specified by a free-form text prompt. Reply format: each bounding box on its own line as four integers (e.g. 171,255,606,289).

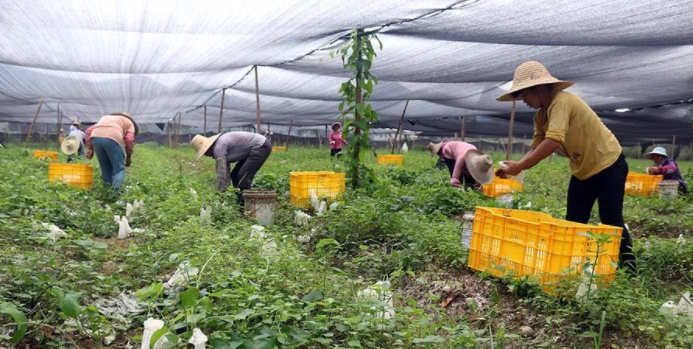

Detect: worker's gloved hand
85,150,93,160
647,167,658,175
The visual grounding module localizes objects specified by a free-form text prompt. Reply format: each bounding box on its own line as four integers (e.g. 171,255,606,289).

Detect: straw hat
427,142,444,158
61,136,80,155
497,61,574,101
644,146,668,159
464,149,494,185
109,112,139,135
190,134,221,160
331,122,341,130
72,119,80,126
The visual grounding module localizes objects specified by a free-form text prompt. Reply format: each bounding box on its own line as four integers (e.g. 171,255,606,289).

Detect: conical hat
61,136,80,155
497,61,574,101
190,134,221,160
464,149,494,185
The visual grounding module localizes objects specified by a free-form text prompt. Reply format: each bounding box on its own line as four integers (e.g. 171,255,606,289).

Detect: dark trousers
231,140,272,192
566,154,635,272
444,158,478,189
330,148,342,157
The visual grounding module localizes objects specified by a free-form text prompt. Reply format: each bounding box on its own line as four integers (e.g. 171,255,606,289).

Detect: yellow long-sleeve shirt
531,90,622,180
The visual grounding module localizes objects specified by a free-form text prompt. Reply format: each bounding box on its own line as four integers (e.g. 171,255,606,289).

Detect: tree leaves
0,302,27,344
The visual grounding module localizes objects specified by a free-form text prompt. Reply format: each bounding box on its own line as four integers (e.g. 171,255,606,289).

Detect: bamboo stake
254,66,262,134
391,99,409,154
203,106,207,136
521,135,527,153
286,119,293,151
317,129,322,148
218,88,226,133
25,98,45,148
168,120,172,148
460,116,466,142
671,135,676,159
506,100,516,160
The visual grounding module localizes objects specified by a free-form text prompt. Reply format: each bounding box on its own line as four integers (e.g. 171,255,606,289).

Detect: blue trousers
92,137,126,193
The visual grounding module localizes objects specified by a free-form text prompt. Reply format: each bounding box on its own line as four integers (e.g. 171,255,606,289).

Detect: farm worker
68,120,86,158
190,132,271,206
496,61,634,271
645,147,688,194
427,141,493,190
329,122,348,157
85,112,138,195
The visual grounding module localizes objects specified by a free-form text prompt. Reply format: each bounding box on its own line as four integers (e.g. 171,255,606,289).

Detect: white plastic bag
316,201,327,216
189,188,198,196
166,262,199,287
294,211,311,226
200,206,212,220
677,234,685,245
575,266,598,299
675,292,693,317
126,199,145,218
188,328,208,349
310,190,320,212
141,318,164,349
357,281,395,319
115,215,133,239
41,223,67,241
251,225,266,240
400,142,409,153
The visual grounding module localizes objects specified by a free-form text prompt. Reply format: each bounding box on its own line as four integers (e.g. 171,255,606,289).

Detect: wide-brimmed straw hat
61,136,80,155
644,146,668,159
427,142,444,158
497,61,574,101
190,134,221,160
109,112,139,135
464,149,494,185
72,119,80,126
331,122,341,129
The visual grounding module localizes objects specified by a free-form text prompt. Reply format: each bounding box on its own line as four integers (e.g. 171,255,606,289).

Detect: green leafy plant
333,28,382,188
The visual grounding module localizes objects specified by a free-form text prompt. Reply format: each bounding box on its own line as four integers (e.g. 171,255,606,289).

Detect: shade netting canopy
0,0,692,144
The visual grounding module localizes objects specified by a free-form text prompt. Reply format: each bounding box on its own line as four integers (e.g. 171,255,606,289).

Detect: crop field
1,144,692,349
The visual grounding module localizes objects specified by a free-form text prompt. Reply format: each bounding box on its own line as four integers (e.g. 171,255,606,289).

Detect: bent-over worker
645,147,688,194
496,61,634,271
427,141,493,190
85,112,138,195
190,131,271,205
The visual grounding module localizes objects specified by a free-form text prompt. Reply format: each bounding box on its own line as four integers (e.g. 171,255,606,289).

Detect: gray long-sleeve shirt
212,132,267,191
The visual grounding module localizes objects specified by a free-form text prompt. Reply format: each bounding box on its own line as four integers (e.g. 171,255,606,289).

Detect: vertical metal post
218,88,226,133
203,106,207,136
254,66,262,133
286,119,293,150
460,116,466,142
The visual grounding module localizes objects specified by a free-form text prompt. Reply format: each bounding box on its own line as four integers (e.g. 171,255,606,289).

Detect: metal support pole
254,66,262,134
218,88,226,133
460,116,466,142
391,99,409,154
286,119,293,150
203,106,207,136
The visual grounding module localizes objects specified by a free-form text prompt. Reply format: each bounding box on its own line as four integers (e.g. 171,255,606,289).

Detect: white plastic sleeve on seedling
251,225,266,240
166,262,199,287
294,211,311,226
676,292,693,317
575,266,598,299
357,281,395,319
42,223,67,241
115,215,133,239
310,190,319,211
316,201,327,216
188,328,208,349
141,318,164,349
126,203,134,218
189,188,197,196
200,206,212,220
677,234,686,244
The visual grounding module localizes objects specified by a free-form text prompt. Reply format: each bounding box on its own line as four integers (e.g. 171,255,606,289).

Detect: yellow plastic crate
289,171,345,207
482,177,523,197
33,150,58,161
272,146,286,152
625,172,663,196
468,207,622,293
48,163,93,189
376,154,403,166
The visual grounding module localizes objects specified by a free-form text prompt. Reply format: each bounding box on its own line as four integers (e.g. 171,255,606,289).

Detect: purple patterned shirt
213,132,267,163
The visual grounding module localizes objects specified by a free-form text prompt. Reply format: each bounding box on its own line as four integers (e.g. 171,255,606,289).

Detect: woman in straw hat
68,119,86,157
427,141,493,189
85,112,138,195
329,122,348,158
645,147,688,194
496,61,634,271
190,131,271,206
